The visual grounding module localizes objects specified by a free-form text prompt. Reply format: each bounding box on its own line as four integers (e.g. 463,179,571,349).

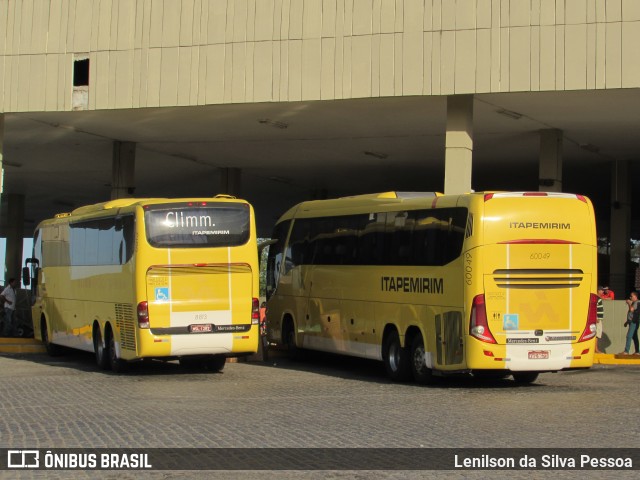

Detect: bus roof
275,191,592,223
39,195,250,227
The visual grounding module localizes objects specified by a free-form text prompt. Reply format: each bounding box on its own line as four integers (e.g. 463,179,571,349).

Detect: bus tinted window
284,208,467,267
69,216,135,266
145,203,250,248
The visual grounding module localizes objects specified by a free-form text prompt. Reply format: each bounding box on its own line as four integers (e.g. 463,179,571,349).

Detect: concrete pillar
539,129,563,192
444,95,474,194
609,160,631,296
219,167,242,197
4,194,25,283
111,141,136,199
0,113,4,196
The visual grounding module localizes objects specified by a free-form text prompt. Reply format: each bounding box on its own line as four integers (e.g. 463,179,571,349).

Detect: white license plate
528,350,549,359
190,324,213,333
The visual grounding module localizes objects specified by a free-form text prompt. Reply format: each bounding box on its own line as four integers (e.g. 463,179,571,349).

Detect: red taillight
251,298,260,325
579,294,599,342
576,194,587,203
484,193,494,201
137,301,150,329
469,294,496,344
523,192,548,197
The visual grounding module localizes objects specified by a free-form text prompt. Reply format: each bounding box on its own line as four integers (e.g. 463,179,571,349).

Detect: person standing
621,291,640,355
595,295,604,354
1,278,19,337
600,286,615,300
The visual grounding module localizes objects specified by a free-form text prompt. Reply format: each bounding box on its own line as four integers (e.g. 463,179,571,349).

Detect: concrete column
4,194,25,283
539,129,563,192
609,160,631,296
0,114,4,196
444,95,474,194
111,141,136,199
219,167,242,197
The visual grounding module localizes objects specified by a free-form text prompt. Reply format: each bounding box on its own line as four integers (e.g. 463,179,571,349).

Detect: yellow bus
24,195,260,372
265,191,598,384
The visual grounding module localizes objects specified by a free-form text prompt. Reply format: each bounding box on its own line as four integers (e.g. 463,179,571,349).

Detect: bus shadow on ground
1,349,224,377
257,347,543,389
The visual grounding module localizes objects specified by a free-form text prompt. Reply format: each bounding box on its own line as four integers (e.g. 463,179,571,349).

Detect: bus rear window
144,203,250,248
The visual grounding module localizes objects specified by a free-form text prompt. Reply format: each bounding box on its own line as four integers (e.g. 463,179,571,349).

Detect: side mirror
22,266,30,287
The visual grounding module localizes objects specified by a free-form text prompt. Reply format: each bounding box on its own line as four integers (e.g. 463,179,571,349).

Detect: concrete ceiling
2,89,640,238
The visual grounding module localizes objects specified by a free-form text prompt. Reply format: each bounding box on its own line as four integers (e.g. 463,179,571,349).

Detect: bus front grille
115,303,136,351
492,269,583,289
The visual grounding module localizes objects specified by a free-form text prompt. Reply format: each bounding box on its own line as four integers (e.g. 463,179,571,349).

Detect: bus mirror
258,239,277,256
22,266,30,287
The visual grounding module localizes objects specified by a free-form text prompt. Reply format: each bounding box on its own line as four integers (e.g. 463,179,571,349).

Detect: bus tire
410,335,435,384
382,330,411,382
107,327,129,373
205,355,226,372
41,318,62,357
283,319,302,360
93,325,109,370
513,372,539,384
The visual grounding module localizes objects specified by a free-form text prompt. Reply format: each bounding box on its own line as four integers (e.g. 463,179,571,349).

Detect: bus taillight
137,301,150,329
578,294,599,342
251,298,260,325
469,294,496,344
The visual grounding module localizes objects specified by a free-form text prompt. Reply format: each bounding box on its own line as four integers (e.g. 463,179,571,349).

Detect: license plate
528,350,549,359
190,324,213,333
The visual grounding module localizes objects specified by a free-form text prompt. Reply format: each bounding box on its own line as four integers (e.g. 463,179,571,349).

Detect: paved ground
0,349,638,479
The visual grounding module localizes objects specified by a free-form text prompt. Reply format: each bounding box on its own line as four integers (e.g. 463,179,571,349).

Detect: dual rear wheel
93,325,128,373
383,330,435,383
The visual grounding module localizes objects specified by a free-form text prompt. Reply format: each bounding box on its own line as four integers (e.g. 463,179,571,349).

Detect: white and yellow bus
25,195,260,372
265,191,598,384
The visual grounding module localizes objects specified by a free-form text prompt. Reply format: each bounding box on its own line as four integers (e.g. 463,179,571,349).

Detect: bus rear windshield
145,203,250,248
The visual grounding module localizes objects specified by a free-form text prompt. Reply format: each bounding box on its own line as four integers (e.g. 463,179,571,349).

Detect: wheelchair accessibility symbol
155,287,170,302
503,314,519,330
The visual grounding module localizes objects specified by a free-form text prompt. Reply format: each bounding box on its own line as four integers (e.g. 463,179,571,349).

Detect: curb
0,337,47,354
594,353,640,365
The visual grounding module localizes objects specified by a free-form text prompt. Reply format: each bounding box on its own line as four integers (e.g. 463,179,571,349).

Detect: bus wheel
41,318,62,357
410,335,434,384
205,355,226,372
107,328,129,373
382,330,410,382
283,320,301,360
513,372,539,384
93,326,109,370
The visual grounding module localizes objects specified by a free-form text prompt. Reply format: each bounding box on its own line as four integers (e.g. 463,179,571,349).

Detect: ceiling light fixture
258,119,288,129
495,109,523,120
2,161,22,168
363,151,388,160
579,143,600,153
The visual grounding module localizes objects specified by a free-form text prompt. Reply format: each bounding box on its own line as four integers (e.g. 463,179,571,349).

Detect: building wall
1,0,640,112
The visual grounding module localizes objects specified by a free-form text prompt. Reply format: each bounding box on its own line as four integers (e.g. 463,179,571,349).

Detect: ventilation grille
492,269,584,289
115,303,136,351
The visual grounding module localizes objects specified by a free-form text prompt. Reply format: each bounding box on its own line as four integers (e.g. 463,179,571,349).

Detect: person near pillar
1,278,19,337
621,291,640,356
600,286,615,300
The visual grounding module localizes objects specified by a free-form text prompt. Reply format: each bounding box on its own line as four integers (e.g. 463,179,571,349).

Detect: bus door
481,193,596,371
